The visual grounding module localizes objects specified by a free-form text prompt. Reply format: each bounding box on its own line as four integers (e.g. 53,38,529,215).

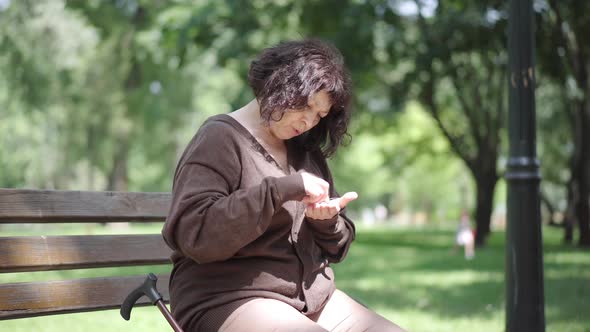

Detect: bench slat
0,235,172,272
0,189,170,223
0,274,170,320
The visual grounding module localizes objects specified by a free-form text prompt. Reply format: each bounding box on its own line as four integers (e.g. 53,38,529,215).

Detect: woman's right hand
300,172,329,204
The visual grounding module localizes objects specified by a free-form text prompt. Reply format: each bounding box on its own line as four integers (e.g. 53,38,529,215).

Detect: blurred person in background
455,210,475,260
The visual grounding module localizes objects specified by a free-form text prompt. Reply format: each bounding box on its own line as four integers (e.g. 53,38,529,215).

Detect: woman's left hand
305,192,358,220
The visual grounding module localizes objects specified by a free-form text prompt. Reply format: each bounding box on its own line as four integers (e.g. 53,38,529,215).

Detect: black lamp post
505,0,545,331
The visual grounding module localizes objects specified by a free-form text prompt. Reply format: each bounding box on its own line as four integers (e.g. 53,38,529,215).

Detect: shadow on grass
544,276,590,323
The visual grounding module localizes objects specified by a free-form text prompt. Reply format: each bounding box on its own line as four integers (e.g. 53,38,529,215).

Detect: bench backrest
0,189,173,320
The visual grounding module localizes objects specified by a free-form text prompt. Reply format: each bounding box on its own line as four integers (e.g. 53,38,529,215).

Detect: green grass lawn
338,226,589,332
1,224,588,331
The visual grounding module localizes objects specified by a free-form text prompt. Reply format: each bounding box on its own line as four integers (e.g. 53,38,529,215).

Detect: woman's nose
301,117,311,129
301,112,316,129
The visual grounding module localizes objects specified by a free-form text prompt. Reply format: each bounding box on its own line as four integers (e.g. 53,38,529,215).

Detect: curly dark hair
247,38,353,158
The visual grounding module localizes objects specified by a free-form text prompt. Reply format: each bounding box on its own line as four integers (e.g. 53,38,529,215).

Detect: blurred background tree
535,0,590,246
0,0,588,247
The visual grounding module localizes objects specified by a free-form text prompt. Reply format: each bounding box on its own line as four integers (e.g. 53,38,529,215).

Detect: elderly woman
162,38,405,332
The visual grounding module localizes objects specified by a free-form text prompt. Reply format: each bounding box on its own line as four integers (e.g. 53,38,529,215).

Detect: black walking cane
120,273,184,332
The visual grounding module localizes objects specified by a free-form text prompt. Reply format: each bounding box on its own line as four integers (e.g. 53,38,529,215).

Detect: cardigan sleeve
304,150,356,263
161,121,306,264
305,212,355,263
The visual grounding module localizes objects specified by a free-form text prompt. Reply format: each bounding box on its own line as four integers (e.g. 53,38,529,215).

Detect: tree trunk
87,126,96,191
473,171,498,246
575,99,590,247
540,191,557,226
563,182,576,244
107,138,129,191
545,0,590,248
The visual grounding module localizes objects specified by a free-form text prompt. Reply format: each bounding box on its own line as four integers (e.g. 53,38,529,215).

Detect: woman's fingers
305,192,358,220
301,172,329,204
300,173,359,218
336,192,358,209
305,202,338,219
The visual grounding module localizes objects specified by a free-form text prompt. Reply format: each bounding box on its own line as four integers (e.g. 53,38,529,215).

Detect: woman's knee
219,298,327,332
315,289,407,332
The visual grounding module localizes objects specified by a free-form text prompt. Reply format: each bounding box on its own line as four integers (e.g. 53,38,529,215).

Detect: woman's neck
232,99,284,148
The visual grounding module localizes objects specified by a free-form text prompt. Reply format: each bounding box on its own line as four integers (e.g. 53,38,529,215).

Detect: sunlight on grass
545,268,590,279
0,222,164,237
545,251,590,265
400,270,504,287
390,308,504,332
1,306,171,332
332,225,589,332
0,265,172,284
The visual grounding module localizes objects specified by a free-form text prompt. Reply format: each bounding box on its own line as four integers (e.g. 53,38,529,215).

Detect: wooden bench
0,189,173,323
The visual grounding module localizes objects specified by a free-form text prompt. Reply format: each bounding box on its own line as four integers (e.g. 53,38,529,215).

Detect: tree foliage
0,0,585,243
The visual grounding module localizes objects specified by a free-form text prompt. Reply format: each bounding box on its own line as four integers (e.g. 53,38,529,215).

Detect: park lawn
0,224,588,332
